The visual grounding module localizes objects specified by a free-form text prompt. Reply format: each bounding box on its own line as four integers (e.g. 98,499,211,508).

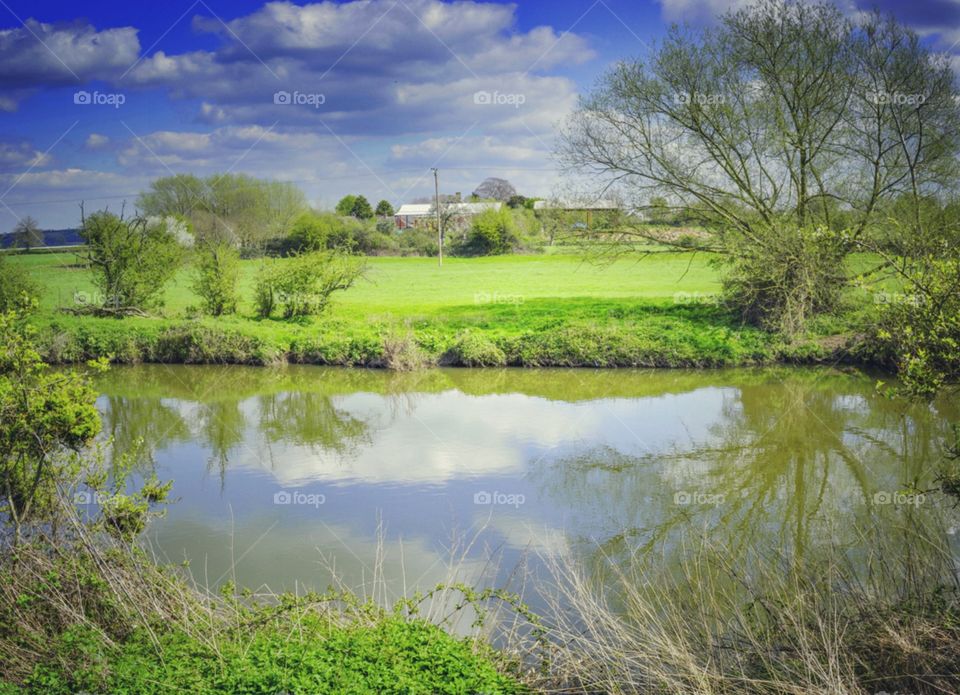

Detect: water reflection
93,365,960,593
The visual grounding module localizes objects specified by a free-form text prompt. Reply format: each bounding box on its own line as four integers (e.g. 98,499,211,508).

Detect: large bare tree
561,0,960,331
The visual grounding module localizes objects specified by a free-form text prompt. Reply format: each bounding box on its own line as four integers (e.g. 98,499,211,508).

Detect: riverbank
15,252,874,368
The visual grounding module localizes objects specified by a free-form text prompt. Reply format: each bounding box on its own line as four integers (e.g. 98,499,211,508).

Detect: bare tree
472,177,517,201
12,216,43,250
564,1,958,238
561,0,960,331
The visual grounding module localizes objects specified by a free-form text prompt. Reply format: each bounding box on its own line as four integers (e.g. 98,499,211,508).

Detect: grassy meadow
9,250,873,368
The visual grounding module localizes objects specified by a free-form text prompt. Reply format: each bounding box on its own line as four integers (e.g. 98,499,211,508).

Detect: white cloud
0,140,51,171
0,20,139,108
123,0,591,139
1,1,596,226
657,0,752,24
84,133,110,150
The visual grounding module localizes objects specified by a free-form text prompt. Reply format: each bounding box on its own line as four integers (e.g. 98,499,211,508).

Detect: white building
394,201,502,229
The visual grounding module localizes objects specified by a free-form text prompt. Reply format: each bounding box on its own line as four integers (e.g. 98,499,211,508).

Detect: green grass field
17,252,722,315
8,251,867,368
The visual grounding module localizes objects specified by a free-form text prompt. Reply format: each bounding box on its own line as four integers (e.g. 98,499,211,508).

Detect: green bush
722,225,848,335
872,257,960,398
397,226,438,256
79,210,184,311
191,240,240,316
288,211,340,252
447,332,507,366
288,211,389,254
0,308,103,537
0,254,38,311
255,252,365,319
457,208,518,256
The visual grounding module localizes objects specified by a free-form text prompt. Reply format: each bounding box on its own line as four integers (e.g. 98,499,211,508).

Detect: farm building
394,201,502,229
533,198,621,230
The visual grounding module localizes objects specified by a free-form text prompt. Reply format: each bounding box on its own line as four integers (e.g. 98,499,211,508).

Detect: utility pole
432,167,442,267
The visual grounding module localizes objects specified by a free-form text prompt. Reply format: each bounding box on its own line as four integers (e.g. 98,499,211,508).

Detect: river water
92,364,960,600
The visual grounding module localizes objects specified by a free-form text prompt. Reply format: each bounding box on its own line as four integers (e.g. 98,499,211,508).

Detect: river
91,364,960,603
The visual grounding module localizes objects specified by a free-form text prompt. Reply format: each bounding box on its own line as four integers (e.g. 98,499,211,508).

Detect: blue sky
1,0,958,229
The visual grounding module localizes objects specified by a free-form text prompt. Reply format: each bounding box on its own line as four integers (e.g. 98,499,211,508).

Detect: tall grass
524,519,960,694
5,490,959,693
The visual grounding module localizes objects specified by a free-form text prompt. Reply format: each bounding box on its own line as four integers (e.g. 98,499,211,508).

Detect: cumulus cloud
657,0,752,24
1,1,596,226
84,133,110,150
0,19,139,107
0,140,50,171
123,0,591,137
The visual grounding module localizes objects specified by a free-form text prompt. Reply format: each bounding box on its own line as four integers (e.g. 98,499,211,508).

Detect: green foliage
192,239,240,316
79,210,184,311
287,211,385,254
855,201,960,397
137,173,205,217
0,307,103,537
722,225,849,335
255,252,365,319
447,332,507,366
139,174,306,251
335,194,358,217
871,256,960,398
458,208,518,256
17,604,523,695
352,194,374,220
0,253,39,311
397,226,438,256
375,199,395,217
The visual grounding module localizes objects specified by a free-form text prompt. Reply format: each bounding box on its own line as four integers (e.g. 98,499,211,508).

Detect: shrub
0,308,104,540
379,330,430,370
288,211,338,252
872,256,960,398
191,239,240,316
0,254,38,311
457,208,518,256
397,226,438,256
722,225,848,335
79,210,184,311
447,332,507,366
254,252,365,319
287,211,388,254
